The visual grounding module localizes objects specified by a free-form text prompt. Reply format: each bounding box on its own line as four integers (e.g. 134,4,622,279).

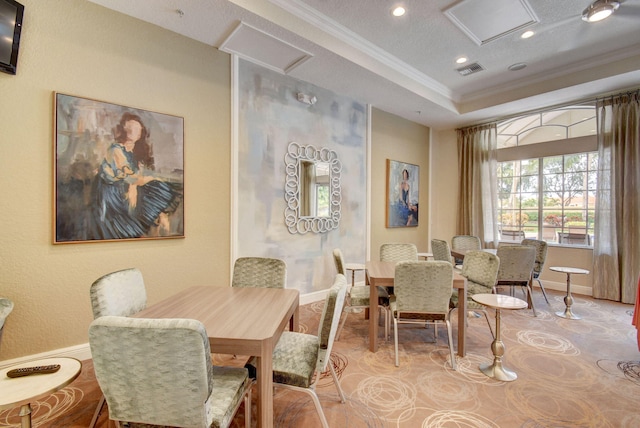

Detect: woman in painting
397,168,417,226
91,112,182,239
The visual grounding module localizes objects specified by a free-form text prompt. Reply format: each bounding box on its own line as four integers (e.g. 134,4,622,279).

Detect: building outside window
496,105,597,246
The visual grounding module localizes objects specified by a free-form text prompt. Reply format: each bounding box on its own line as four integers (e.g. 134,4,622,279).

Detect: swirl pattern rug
1,289,638,427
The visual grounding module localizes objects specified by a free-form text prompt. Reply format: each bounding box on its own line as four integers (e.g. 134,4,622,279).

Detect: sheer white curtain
594,90,640,304
456,124,499,248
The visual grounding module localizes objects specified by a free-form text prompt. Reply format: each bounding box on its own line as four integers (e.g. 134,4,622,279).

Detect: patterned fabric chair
496,245,537,316
450,250,500,338
431,238,462,270
380,243,418,262
232,257,287,289
89,268,148,428
333,249,390,340
451,235,482,265
248,274,348,428
391,261,456,369
0,298,14,352
89,316,252,428
522,238,550,304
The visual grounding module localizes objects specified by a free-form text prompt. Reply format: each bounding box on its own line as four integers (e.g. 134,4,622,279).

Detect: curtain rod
457,85,640,131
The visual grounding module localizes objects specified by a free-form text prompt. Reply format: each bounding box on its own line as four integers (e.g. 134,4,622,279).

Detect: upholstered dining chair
248,274,348,428
89,316,253,428
232,257,287,289
0,298,14,352
89,268,148,428
450,250,500,338
451,235,482,264
521,238,550,304
380,242,419,262
496,245,537,316
333,249,390,340
431,238,462,270
391,261,456,369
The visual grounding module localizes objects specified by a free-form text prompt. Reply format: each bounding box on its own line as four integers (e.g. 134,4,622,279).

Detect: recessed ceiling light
392,6,406,17
508,62,527,71
521,30,535,39
456,57,468,64
582,0,620,23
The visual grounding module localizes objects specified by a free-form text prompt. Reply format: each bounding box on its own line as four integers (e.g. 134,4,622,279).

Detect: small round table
0,357,82,428
417,252,433,260
471,293,528,382
550,266,589,320
344,263,365,287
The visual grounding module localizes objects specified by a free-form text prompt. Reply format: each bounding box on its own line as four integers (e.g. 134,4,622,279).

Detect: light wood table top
134,286,299,428
472,293,528,310
450,248,497,261
0,357,82,428
365,260,468,357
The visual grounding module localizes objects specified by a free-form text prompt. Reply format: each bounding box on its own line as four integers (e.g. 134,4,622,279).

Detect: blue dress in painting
90,142,182,240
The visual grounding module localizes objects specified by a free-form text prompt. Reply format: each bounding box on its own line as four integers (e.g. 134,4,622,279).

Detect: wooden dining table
450,247,497,261
366,261,468,356
133,286,299,428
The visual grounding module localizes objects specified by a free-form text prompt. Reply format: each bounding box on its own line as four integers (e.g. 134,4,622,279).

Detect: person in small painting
91,112,182,239
396,168,418,226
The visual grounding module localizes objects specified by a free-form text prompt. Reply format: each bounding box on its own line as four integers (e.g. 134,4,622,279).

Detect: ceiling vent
456,62,485,76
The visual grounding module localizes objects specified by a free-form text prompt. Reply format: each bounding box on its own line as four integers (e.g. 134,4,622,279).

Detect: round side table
471,293,528,382
0,357,82,428
417,252,433,260
549,266,589,320
344,263,365,287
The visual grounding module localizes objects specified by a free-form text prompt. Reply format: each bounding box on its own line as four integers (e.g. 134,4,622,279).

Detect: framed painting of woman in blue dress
386,159,419,228
54,93,184,243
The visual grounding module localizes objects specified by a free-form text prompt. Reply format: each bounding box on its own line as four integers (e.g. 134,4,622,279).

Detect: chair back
89,316,213,427
461,251,500,288
496,245,536,284
90,268,147,319
0,298,14,351
380,243,418,262
394,261,453,315
431,239,452,263
521,238,548,278
232,257,287,289
451,235,482,251
332,249,346,275
316,274,348,372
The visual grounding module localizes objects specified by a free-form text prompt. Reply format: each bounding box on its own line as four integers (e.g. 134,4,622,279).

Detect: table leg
18,404,32,428
479,308,518,381
289,304,299,332
556,273,581,320
368,277,379,352
255,352,273,428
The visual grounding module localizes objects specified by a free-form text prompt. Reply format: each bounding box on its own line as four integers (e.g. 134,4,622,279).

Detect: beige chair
495,245,537,316
248,274,348,428
450,250,500,338
333,249,390,340
232,257,287,289
391,261,456,369
431,238,462,270
88,268,148,428
0,298,14,352
89,316,252,428
522,238,550,304
451,235,482,264
380,242,418,262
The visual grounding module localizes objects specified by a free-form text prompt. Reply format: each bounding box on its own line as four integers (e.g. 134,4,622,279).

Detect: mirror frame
284,142,341,234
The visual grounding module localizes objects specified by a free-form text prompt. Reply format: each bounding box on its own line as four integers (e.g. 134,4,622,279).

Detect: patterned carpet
1,288,639,427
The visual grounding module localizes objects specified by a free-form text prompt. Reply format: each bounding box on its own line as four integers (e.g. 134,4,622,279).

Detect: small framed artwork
54,93,184,243
386,159,419,228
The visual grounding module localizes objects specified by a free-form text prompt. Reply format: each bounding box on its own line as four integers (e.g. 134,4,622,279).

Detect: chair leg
445,319,456,371
244,384,252,428
89,395,106,428
525,284,537,317
536,278,550,305
308,388,330,428
335,309,349,341
394,317,400,367
328,360,346,403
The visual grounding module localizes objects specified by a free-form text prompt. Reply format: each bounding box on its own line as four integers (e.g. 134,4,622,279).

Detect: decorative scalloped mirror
284,142,341,234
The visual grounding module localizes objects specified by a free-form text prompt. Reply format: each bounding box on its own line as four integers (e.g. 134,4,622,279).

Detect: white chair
89,316,252,428
88,268,148,428
391,261,456,369
248,274,348,428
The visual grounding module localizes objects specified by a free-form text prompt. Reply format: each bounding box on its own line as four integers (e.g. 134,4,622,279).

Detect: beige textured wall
370,108,430,258
0,0,231,360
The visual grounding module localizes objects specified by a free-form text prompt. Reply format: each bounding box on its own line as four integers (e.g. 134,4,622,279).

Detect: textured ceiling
87,0,640,129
